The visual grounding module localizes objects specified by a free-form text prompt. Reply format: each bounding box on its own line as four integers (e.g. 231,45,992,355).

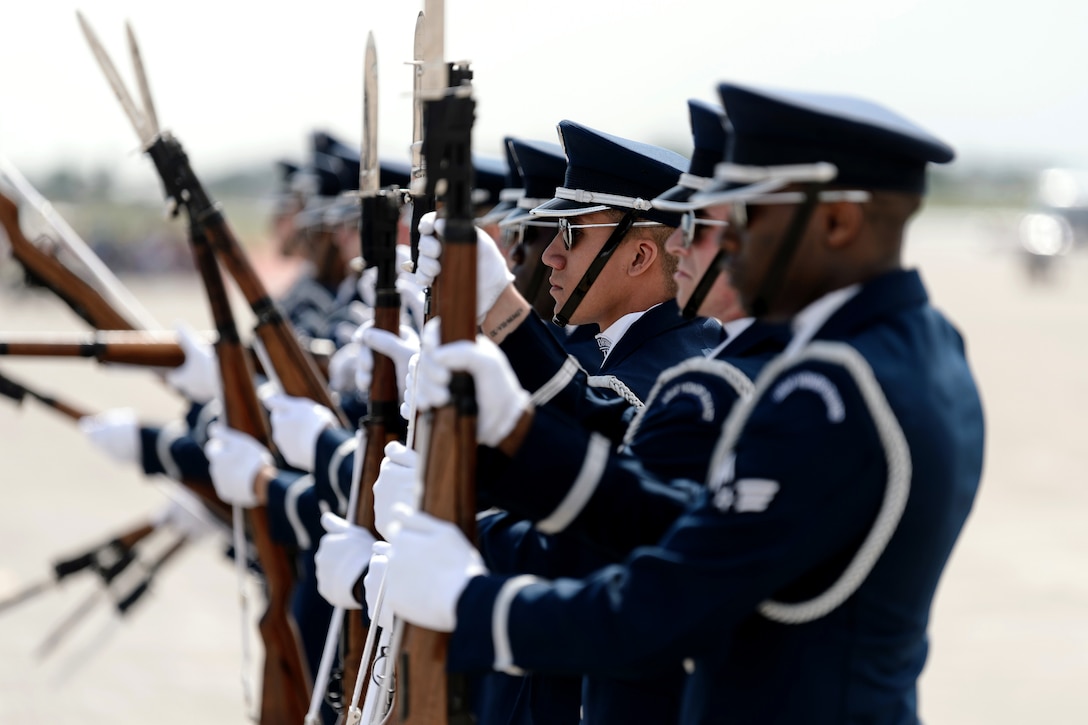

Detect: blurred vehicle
1018,168,1088,280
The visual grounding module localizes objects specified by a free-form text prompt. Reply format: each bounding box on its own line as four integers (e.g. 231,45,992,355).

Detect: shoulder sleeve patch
660,381,716,423
771,371,845,423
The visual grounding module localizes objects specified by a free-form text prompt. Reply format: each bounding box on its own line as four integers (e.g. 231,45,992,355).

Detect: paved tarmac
0,209,1085,723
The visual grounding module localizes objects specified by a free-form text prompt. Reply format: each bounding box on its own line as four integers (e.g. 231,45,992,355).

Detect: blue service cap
477,137,526,225
379,158,412,189
473,154,509,211
292,153,355,230
500,138,566,227
324,159,413,226
276,159,300,185
312,130,359,164
532,120,687,226
315,150,360,194
271,159,303,213
289,157,343,199
653,100,731,212
696,82,954,203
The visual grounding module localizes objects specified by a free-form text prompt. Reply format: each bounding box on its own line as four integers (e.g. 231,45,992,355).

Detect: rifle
0,157,162,331
395,4,479,720
189,215,313,724
0,329,310,376
78,15,348,428
342,32,408,722
0,364,93,422
0,192,144,331
0,330,186,368
0,518,155,616
36,530,191,660
79,19,316,719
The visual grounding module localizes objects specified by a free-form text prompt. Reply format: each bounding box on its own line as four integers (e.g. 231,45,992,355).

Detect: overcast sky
2,0,1086,189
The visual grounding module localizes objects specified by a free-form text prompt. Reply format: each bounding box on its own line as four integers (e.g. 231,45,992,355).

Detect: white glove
372,441,422,540
414,318,531,447
326,341,365,395
395,268,427,331
372,247,422,322
363,541,394,628
265,393,338,472
416,211,515,323
384,505,487,632
355,321,420,400
165,321,221,404
357,266,378,309
152,489,218,541
79,407,141,464
314,512,376,610
204,423,272,508
399,353,419,421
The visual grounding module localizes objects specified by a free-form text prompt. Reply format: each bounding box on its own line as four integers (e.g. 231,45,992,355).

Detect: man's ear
824,201,864,250
627,238,659,277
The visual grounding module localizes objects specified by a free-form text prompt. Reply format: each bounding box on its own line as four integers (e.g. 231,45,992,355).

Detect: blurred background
1,0,1087,722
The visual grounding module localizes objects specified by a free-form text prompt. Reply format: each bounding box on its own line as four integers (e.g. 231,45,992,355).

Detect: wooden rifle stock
186,220,312,725
398,63,478,725
0,193,140,331
143,135,348,427
0,332,185,368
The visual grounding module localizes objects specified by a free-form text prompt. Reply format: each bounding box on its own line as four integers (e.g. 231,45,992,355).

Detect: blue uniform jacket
499,301,724,437
452,269,985,724
475,301,726,724
477,320,788,725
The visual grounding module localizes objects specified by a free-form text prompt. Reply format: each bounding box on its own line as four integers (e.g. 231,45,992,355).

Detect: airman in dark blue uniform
382,81,985,725
470,99,788,725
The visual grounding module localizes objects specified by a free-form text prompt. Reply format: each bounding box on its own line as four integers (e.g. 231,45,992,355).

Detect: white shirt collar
707,317,756,358
595,304,660,361
784,284,861,357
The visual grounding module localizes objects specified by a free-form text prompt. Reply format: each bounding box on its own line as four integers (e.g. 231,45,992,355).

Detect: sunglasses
678,212,730,249
500,219,559,250
556,217,664,251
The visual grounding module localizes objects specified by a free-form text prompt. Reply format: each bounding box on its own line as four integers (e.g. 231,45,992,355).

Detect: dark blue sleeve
476,511,615,579
450,359,887,676
483,405,701,557
266,470,325,550
500,314,634,441
311,427,360,515
139,425,211,482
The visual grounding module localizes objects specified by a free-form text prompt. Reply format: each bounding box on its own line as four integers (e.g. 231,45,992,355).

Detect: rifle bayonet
361,32,381,198
126,20,161,141
409,12,426,194
77,12,158,148
421,0,447,100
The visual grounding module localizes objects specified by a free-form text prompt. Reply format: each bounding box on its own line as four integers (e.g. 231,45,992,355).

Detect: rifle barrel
0,335,185,368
